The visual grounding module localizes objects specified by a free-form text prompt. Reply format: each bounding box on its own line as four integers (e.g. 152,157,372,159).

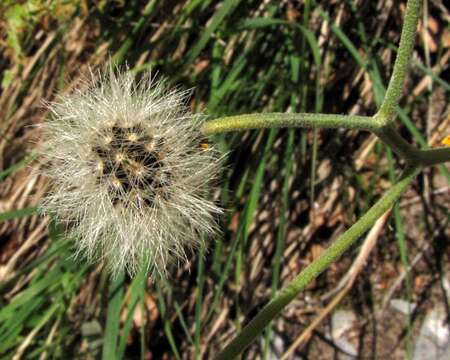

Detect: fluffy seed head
39,68,222,277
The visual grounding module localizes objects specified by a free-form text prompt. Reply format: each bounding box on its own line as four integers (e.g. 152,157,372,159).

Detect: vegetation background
0,0,449,358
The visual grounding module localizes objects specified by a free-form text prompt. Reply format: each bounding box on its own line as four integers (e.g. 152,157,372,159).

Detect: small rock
413,307,450,360
329,310,358,358
390,298,417,316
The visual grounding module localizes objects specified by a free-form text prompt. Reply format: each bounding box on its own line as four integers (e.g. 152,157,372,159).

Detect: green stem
415,147,450,167
202,112,450,167
375,125,419,161
375,126,450,165
201,113,379,135
216,166,421,359
376,0,421,123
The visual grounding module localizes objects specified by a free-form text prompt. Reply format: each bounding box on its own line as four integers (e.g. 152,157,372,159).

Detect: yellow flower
442,135,450,147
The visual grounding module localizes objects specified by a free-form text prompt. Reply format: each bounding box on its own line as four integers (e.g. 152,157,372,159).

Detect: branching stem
201,113,450,166
204,0,449,358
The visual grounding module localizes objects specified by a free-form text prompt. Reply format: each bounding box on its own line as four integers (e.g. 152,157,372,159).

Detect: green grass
0,0,449,358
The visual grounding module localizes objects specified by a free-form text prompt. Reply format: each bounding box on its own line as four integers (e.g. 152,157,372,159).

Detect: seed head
39,68,222,277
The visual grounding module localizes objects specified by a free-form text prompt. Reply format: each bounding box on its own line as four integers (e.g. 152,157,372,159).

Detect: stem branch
202,112,450,167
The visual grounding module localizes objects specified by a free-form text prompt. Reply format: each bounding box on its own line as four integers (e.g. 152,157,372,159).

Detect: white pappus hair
39,68,222,277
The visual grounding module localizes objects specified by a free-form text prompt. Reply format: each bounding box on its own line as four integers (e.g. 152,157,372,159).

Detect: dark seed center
92,124,170,206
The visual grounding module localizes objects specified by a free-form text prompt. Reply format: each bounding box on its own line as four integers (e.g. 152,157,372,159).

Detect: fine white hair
39,67,222,277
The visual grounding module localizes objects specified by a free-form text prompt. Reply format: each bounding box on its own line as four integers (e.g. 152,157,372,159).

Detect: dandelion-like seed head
40,68,222,277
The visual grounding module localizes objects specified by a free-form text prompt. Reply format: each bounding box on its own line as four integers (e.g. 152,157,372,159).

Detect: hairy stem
201,113,379,135
216,166,421,360
203,112,450,167
376,0,421,123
